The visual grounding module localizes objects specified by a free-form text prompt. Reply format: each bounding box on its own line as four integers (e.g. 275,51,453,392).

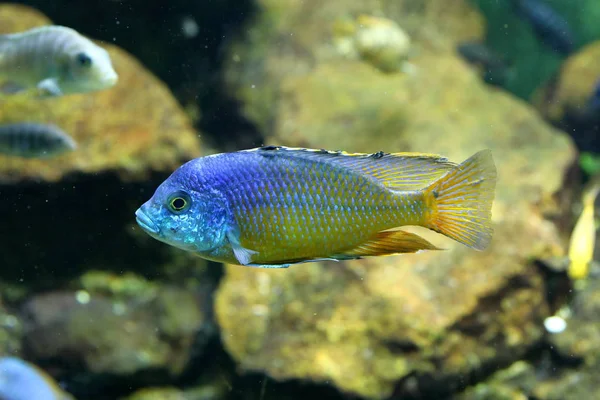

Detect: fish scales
221,152,420,263
135,146,497,268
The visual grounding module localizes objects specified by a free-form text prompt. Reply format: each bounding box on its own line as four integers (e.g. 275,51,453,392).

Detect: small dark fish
456,41,510,86
587,79,600,111
512,0,575,55
0,122,77,158
457,42,507,68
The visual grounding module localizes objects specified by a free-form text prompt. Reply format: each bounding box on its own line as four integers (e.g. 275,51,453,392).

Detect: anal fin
337,229,442,258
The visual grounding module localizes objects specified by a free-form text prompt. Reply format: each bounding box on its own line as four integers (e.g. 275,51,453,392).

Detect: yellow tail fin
424,150,497,250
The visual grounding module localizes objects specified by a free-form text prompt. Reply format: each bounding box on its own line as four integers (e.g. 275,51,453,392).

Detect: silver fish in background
0,357,74,400
0,25,118,96
0,122,77,158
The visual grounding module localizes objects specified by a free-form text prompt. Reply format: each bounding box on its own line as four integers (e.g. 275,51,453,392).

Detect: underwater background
0,0,598,399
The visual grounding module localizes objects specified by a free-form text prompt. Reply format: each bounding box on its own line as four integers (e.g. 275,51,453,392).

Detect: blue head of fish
135,158,228,254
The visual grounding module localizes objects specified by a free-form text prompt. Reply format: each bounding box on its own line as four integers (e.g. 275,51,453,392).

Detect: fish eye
167,191,191,213
75,52,93,67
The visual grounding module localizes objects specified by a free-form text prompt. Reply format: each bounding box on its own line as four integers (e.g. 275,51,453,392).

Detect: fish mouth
102,72,118,87
135,208,159,235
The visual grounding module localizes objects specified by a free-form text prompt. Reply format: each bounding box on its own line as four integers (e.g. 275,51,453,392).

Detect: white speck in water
544,316,567,334
251,84,256,89
1,315,18,328
181,16,199,38
112,302,127,316
252,305,269,316
75,290,91,305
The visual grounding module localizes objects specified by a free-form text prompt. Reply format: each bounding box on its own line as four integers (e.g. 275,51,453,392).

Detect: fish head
135,161,228,253
60,40,118,94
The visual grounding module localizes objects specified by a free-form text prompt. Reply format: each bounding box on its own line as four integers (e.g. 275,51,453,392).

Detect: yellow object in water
568,182,600,280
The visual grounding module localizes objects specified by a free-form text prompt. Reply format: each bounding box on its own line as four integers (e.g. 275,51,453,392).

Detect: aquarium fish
457,42,507,68
0,25,118,96
586,79,600,111
135,146,497,268
0,122,77,158
568,181,600,280
456,41,510,86
512,0,575,55
0,357,73,400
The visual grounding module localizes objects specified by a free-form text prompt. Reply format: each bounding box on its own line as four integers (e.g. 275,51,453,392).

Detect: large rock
459,278,600,399
124,384,227,400
0,298,22,358
20,278,212,378
224,0,485,133
0,4,203,184
216,1,576,399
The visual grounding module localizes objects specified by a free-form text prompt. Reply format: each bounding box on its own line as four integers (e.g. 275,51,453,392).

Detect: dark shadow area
0,171,184,289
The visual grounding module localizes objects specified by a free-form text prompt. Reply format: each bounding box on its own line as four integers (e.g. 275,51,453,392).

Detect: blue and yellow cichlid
135,146,497,268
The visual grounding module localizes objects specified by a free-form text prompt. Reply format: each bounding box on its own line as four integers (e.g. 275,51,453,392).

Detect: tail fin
423,150,497,250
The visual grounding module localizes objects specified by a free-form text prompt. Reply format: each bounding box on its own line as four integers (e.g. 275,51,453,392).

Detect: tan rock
224,0,485,132
216,0,576,398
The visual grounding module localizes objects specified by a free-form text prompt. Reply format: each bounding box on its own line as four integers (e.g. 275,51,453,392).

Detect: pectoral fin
37,78,62,97
336,229,442,258
227,229,258,265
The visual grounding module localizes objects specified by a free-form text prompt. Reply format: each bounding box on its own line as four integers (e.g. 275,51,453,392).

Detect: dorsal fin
247,146,457,191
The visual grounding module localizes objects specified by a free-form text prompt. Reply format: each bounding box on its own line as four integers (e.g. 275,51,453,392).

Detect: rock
215,1,576,399
548,279,600,366
124,387,188,400
20,282,212,378
0,299,22,358
458,361,537,400
0,4,203,184
224,0,485,133
458,355,600,400
442,256,600,400
332,15,412,74
532,364,600,400
123,383,227,400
